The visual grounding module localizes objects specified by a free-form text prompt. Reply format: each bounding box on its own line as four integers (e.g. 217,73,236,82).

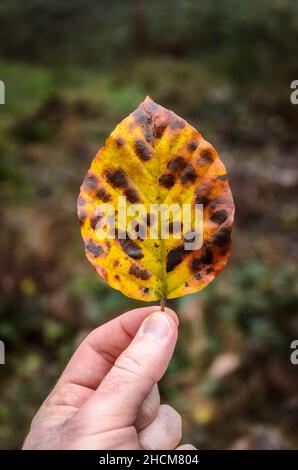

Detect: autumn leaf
77,97,234,302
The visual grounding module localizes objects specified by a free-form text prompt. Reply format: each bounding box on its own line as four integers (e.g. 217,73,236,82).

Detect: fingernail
139,312,171,342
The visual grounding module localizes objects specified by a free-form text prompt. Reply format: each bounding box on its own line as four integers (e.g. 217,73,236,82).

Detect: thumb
79,311,178,432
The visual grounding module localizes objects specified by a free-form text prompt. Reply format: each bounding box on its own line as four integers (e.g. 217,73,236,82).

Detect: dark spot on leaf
145,128,154,143
180,164,197,184
188,141,198,152
86,239,103,257
134,139,152,161
190,257,201,272
212,227,231,247
113,260,119,267
220,246,229,256
77,195,87,206
124,187,140,203
96,187,112,202
201,248,213,265
134,109,151,126
198,149,214,166
78,209,87,225
190,248,213,272
129,264,151,280
166,244,186,272
185,282,189,287
170,117,186,130
206,267,214,274
211,209,228,224
114,274,120,280
209,197,223,210
155,122,167,139
195,195,210,207
159,173,175,188
142,286,149,294
105,168,128,188
91,214,103,231
195,183,211,201
195,272,202,280
167,156,185,172
83,174,98,191
118,232,143,260
115,136,126,147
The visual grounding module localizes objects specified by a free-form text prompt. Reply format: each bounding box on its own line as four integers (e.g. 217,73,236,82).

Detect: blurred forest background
0,0,298,450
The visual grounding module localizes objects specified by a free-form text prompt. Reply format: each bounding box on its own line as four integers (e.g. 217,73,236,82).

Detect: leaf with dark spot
198,149,214,166
166,245,186,272
159,173,176,188
105,168,128,188
85,240,103,258
78,96,234,301
180,163,197,184
119,234,143,260
134,139,152,161
211,209,228,224
96,187,112,202
129,264,151,280
188,141,198,152
83,174,98,191
167,156,185,172
124,187,140,203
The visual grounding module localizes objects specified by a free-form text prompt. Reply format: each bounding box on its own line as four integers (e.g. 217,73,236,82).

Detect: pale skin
23,307,196,450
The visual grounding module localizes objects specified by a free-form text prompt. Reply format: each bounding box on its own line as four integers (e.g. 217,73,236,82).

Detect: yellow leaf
78,97,234,302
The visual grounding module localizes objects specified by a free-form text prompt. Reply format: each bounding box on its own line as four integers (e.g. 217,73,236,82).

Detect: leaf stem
160,296,166,312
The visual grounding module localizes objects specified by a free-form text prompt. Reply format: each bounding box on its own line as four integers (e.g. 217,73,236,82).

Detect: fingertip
139,311,177,343
157,306,179,326
176,444,197,450
118,305,179,331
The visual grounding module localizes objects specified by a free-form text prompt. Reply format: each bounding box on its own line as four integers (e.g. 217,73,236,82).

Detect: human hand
23,307,196,450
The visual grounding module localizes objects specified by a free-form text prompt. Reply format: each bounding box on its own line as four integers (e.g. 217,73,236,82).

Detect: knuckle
47,385,75,407
46,383,90,410
135,385,160,430
114,351,146,379
160,404,182,440
104,350,155,399
99,372,131,395
139,396,158,423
